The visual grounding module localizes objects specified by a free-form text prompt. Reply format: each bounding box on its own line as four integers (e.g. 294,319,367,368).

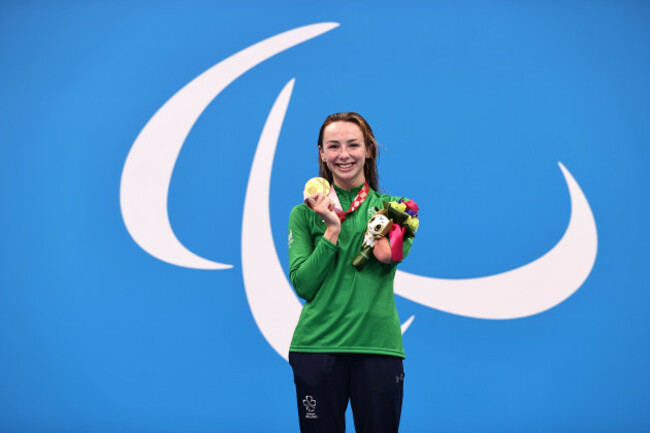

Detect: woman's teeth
337,163,353,168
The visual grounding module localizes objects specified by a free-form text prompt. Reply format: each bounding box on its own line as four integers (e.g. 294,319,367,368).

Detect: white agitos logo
120,23,598,360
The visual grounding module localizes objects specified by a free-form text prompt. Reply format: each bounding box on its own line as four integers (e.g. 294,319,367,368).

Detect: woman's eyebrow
326,138,360,145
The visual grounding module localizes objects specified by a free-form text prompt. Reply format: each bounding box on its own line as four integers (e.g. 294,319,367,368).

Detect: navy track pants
289,352,405,433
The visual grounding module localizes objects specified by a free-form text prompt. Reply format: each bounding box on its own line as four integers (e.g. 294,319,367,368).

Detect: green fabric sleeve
288,206,339,302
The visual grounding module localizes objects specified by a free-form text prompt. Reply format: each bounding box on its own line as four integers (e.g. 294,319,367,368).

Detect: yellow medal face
304,177,330,197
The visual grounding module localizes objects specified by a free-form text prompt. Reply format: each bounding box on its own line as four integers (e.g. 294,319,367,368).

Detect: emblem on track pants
303,395,318,419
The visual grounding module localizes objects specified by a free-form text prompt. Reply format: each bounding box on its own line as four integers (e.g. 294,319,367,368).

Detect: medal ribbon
329,181,369,222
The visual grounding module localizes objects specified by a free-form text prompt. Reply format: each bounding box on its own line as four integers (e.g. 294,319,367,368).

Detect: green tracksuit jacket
288,184,413,358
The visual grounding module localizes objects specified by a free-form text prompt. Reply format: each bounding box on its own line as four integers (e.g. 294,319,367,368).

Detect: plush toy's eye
374,224,382,231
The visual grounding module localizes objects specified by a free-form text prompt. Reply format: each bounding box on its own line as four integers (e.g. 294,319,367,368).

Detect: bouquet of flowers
352,199,419,270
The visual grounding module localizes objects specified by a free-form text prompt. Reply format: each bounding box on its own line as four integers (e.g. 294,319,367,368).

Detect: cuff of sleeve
318,236,339,252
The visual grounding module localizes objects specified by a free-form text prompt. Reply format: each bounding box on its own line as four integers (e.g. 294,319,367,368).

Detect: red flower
404,199,419,215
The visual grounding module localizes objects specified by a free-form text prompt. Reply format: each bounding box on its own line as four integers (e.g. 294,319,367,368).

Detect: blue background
1,1,649,432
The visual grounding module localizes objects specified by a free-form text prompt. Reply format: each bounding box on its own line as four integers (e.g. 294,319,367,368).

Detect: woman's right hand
306,193,341,243
306,193,340,227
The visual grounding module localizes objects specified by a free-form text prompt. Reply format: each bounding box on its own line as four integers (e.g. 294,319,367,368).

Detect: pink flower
404,200,419,215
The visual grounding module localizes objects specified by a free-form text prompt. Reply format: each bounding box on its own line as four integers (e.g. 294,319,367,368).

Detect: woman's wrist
373,236,392,264
323,224,340,244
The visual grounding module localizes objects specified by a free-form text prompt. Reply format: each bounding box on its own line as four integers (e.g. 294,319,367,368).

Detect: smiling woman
287,112,415,433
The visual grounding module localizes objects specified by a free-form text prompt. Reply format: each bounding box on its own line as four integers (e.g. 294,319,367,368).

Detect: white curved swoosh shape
394,162,598,319
242,80,301,360
120,23,339,269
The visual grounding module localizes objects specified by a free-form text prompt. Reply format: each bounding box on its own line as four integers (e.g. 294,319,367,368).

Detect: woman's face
320,121,369,190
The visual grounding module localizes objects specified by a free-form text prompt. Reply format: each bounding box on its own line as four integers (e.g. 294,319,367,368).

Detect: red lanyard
334,181,369,222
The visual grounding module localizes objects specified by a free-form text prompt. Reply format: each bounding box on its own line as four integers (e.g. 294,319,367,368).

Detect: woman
288,112,415,433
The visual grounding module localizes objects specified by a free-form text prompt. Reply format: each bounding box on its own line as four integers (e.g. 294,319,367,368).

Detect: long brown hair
317,112,380,191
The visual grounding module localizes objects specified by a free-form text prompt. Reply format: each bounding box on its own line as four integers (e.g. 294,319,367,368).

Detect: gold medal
303,177,330,198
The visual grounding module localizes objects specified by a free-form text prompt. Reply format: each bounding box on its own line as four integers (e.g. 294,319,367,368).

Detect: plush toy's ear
381,220,394,236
